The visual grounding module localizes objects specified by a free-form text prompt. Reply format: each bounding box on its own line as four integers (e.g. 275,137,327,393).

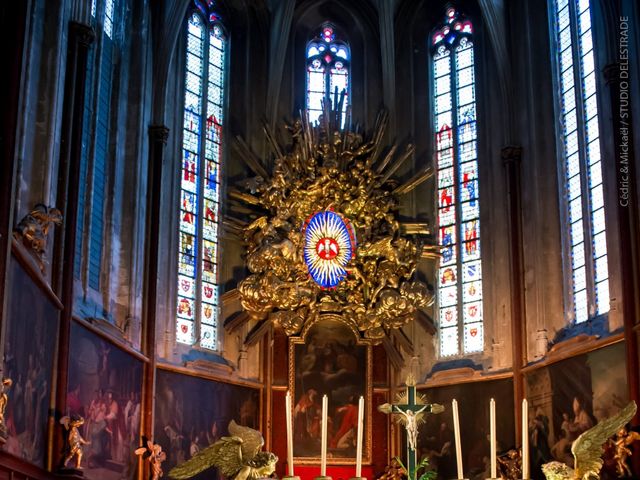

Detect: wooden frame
288,314,372,465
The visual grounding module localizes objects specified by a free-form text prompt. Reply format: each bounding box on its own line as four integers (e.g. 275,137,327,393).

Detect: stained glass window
551,0,608,323
432,8,483,357
306,24,350,125
75,0,117,292
176,4,227,350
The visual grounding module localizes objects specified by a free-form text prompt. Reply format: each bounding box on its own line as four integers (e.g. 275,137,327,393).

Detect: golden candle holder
315,476,333,480
349,476,367,480
283,477,301,480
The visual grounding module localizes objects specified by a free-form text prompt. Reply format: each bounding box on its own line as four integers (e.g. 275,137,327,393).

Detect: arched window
75,0,118,291
551,0,608,323
306,24,350,124
176,3,227,350
432,8,483,357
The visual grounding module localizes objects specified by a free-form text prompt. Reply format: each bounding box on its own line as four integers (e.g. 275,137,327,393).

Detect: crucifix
378,374,444,480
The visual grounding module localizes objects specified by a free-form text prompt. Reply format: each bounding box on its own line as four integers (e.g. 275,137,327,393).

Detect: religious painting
416,378,514,480
154,368,260,480
290,317,371,463
525,342,628,480
2,259,59,467
67,321,143,479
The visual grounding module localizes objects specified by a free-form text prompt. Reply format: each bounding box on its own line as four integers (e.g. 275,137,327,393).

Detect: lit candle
490,398,496,478
522,399,529,479
321,395,328,477
355,396,364,477
286,391,294,477
452,399,464,479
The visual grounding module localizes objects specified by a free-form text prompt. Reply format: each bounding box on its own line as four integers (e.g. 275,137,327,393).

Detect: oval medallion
303,210,356,289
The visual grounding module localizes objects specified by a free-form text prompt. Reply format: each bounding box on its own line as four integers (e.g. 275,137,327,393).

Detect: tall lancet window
176,3,227,350
306,24,350,124
75,0,118,290
551,0,608,323
432,8,483,357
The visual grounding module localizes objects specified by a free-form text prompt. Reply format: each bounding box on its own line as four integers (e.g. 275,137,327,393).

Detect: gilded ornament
236,102,437,342
169,421,277,480
541,401,637,480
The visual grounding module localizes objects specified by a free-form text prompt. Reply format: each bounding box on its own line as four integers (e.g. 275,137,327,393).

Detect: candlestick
355,396,364,477
522,398,529,479
490,398,496,478
452,399,464,479
321,394,328,477
286,391,294,477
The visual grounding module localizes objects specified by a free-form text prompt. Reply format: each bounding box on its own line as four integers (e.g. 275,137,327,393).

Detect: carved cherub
169,421,277,480
0,378,12,438
13,203,62,272
135,437,167,480
60,415,90,469
608,425,640,477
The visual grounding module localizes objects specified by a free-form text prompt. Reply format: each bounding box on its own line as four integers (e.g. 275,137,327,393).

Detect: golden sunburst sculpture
231,94,439,343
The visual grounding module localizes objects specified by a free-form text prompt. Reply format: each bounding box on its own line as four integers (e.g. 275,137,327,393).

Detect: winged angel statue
542,401,637,480
169,421,278,480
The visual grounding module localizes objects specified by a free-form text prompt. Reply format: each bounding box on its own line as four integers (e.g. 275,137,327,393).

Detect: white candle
490,398,496,478
321,395,328,476
452,399,464,479
522,399,529,479
355,396,364,477
285,391,294,477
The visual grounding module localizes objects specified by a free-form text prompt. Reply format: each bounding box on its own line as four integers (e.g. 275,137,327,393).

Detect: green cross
379,379,444,480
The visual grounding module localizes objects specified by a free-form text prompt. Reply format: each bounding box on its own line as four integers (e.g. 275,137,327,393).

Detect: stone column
502,145,526,440
140,125,168,478
53,21,95,471
604,62,639,476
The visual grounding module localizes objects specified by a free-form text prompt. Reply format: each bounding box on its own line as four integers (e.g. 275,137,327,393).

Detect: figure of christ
330,397,359,449
394,405,428,452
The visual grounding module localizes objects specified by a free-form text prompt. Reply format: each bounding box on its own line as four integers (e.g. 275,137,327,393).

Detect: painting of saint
154,369,260,480
67,322,143,479
291,319,368,461
2,260,58,467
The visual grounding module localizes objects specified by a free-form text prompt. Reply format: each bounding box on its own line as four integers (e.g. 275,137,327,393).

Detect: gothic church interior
0,0,639,479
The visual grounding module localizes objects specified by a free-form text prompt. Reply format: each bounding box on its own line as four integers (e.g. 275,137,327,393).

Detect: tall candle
522,399,529,479
285,391,294,477
355,396,364,477
490,398,496,478
321,395,328,476
452,399,464,479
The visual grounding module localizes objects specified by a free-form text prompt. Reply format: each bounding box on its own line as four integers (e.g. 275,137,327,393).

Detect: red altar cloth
286,464,375,480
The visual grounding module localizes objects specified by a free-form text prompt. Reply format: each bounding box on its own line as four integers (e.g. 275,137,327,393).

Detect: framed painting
2,259,59,467
67,321,144,479
289,315,372,464
154,367,261,480
415,378,515,480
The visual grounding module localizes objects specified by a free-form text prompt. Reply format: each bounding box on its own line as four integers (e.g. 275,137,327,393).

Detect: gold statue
13,203,63,272
377,458,407,480
541,401,637,480
135,437,167,480
169,421,277,480
235,101,437,343
0,378,12,440
497,448,522,480
60,415,90,469
608,425,640,477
